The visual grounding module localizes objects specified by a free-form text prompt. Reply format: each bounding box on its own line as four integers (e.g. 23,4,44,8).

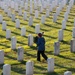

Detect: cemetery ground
0,4,75,75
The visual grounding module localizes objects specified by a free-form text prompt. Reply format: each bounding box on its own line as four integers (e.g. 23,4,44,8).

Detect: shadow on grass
40,28,50,31
55,63,75,72
46,72,59,75
0,35,5,38
5,54,17,60
7,24,15,27
30,46,37,50
44,34,57,39
11,65,25,74
61,40,70,45
11,31,20,36
24,52,36,58
0,43,10,48
57,54,75,61
65,29,72,32
17,41,27,45
26,29,34,34
44,24,61,29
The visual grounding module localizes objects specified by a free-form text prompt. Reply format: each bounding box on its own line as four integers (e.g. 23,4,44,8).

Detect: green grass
0,4,75,75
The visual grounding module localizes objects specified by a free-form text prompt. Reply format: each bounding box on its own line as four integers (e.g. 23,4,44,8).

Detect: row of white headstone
1,58,72,75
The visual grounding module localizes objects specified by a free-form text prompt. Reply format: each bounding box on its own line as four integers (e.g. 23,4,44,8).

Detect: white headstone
56,7,60,16
11,36,17,50
17,47,24,61
62,19,66,30
72,27,75,38
4,5,8,13
15,19,20,28
64,71,72,75
58,29,63,41
11,14,15,22
64,12,68,21
0,50,4,64
54,42,60,55
25,3,28,10
28,16,33,26
18,8,22,16
14,3,18,12
70,39,75,52
34,2,37,10
6,29,11,39
2,21,7,30
7,9,11,17
0,15,3,23
66,6,70,14
21,27,26,36
46,9,50,17
41,15,45,24
11,1,15,9
23,12,27,20
40,6,43,13
53,13,57,22
47,58,54,72
26,61,34,75
3,64,11,75
35,24,40,34
35,10,39,18
30,6,33,14
28,34,33,46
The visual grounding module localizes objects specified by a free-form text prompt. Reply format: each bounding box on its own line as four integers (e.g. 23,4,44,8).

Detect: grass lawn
0,3,75,75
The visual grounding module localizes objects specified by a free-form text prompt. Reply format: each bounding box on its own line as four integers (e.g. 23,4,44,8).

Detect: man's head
38,33,42,37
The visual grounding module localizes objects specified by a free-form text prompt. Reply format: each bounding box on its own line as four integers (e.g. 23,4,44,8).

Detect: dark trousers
37,50,48,61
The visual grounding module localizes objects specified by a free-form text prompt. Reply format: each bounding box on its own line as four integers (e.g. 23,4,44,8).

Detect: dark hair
38,33,42,37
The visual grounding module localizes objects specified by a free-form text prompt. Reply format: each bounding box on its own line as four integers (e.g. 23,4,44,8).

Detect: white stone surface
0,50,4,64
6,29,11,39
2,21,7,30
35,24,40,34
7,9,11,17
0,15,3,23
62,19,66,30
23,12,27,20
47,58,54,72
41,15,45,24
14,3,18,12
72,27,75,38
21,27,26,36
11,14,15,22
25,3,28,10
70,39,75,52
58,29,63,41
40,6,43,13
54,41,60,55
30,6,33,14
35,10,39,18
15,19,20,28
28,16,33,26
11,36,17,50
64,12,68,21
18,8,22,16
46,9,50,17
3,64,11,75
28,34,33,46
64,71,72,75
53,13,57,22
26,61,34,75
17,47,24,61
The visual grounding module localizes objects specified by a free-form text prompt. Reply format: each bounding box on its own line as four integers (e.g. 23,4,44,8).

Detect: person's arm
37,38,41,46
